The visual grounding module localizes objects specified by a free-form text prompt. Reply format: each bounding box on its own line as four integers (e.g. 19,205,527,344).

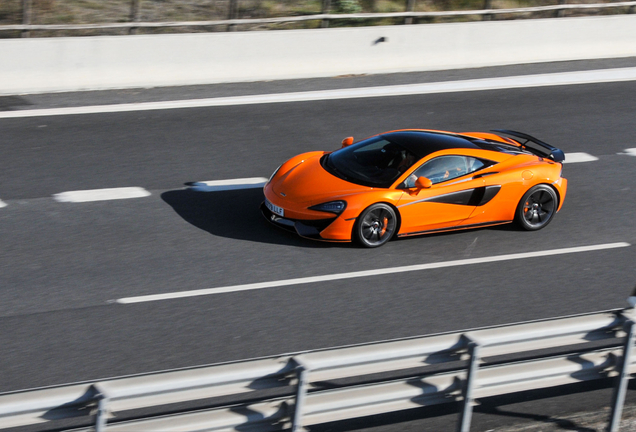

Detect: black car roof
381,131,481,159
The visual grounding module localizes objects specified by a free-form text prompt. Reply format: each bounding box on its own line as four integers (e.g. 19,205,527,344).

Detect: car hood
271,154,369,204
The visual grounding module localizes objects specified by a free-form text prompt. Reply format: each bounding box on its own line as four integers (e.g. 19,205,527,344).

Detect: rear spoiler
492,129,565,163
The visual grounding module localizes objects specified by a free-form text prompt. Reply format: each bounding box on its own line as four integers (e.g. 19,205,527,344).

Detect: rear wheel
354,203,397,248
515,185,558,231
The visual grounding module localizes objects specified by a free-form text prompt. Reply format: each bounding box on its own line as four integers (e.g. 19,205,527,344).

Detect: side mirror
341,137,354,148
415,177,432,189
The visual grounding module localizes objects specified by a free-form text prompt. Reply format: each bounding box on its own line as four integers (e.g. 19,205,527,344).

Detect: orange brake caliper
379,216,388,236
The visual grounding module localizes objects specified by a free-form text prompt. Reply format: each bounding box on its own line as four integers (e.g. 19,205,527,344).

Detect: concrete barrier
1,15,636,95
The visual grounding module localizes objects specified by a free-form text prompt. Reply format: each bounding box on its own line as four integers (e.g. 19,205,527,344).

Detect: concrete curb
1,15,636,95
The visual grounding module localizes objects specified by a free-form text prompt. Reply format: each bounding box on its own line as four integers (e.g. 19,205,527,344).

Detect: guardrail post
457,339,480,432
227,0,239,31
21,0,32,38
321,0,331,28
291,358,309,432
404,0,416,24
555,0,566,18
608,319,635,432
129,0,141,35
482,0,493,21
93,384,110,432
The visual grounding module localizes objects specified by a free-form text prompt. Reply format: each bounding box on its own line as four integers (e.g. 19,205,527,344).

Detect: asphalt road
1,59,636,431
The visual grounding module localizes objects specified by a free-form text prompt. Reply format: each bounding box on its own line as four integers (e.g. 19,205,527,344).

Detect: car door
396,155,492,235
464,169,511,225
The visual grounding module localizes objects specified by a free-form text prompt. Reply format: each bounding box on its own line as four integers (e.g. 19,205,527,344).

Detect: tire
354,203,397,248
515,185,558,231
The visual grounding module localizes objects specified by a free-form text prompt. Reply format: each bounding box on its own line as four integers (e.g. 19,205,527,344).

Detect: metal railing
2,1,636,37
2,299,636,431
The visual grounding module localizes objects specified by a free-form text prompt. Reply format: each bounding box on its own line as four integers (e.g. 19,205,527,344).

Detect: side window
468,158,487,173
404,156,493,187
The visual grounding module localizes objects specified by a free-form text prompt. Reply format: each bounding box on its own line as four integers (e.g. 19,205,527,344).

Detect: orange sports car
261,129,567,247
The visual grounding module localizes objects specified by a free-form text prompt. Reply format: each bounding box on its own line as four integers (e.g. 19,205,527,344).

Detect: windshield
322,136,418,188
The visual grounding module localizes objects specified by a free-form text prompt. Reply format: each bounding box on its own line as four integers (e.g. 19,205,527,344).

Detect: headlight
309,200,347,215
267,164,282,184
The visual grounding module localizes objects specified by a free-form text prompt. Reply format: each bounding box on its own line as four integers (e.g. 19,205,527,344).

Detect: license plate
265,199,284,217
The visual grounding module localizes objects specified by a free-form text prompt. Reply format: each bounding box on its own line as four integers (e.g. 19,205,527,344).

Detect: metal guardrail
2,300,636,431
2,1,636,37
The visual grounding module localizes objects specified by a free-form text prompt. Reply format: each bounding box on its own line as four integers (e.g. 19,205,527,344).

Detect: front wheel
354,203,397,248
515,185,558,231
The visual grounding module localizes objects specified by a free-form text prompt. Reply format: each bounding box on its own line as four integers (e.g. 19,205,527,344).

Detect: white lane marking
0,199,6,208
3,67,636,119
189,177,268,192
54,187,151,203
115,242,630,304
620,148,636,157
563,152,599,163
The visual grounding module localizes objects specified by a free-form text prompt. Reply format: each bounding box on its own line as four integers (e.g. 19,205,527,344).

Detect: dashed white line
10,146,634,207
114,242,630,304
0,199,6,208
54,187,151,203
563,152,599,163
189,177,268,192
620,148,636,157
2,67,636,119
13,145,636,208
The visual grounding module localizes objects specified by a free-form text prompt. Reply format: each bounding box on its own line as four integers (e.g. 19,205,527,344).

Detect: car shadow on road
161,187,338,248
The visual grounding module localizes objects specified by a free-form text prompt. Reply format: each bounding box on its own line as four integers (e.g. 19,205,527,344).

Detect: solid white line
189,177,268,192
3,67,636,119
0,199,6,208
563,152,599,163
620,148,636,157
54,187,151,203
115,242,630,304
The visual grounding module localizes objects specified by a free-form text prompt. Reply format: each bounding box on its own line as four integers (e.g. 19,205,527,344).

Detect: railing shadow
0,96,32,111
229,402,288,431
307,379,615,432
474,404,598,432
40,386,99,421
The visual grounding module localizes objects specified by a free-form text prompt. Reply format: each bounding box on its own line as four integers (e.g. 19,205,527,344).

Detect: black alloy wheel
515,184,558,231
354,203,397,248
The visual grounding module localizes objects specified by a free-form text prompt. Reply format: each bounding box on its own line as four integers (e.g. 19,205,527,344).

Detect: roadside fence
3,1,636,37
2,298,636,431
